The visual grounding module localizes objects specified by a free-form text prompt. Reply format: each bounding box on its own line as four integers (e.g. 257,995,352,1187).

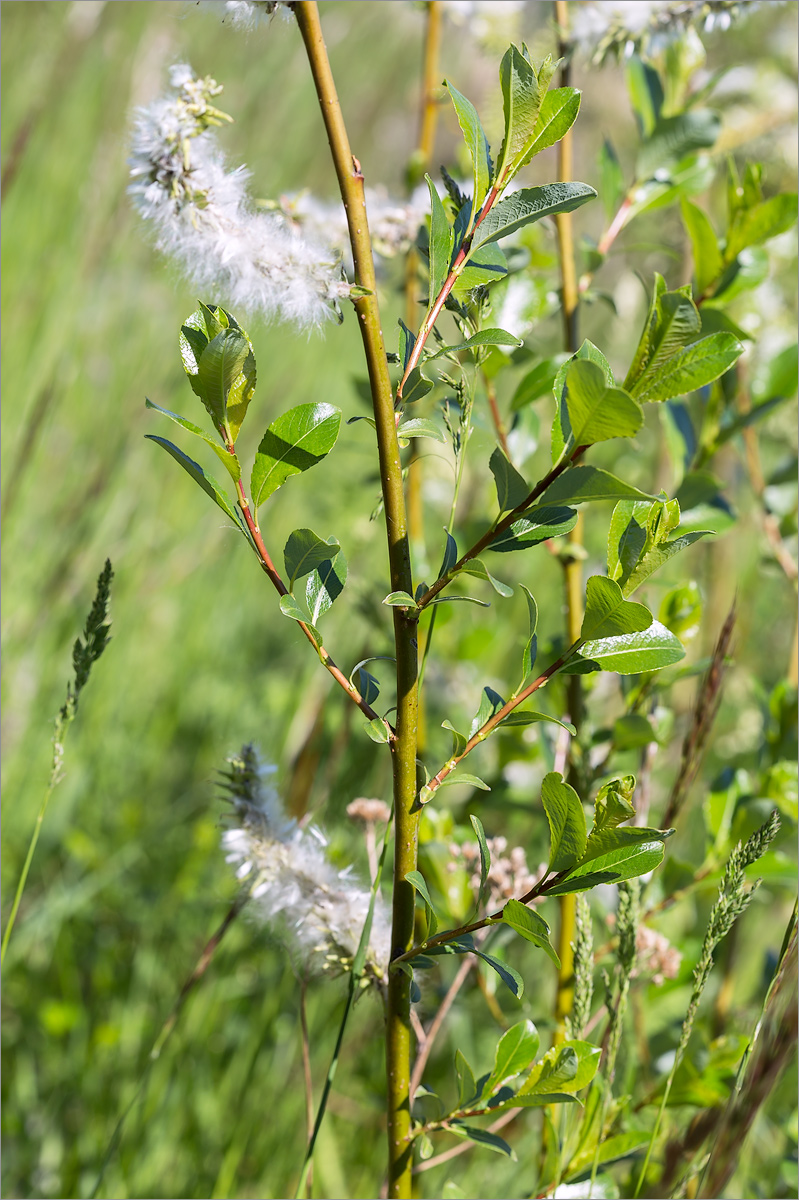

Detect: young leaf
383,591,418,608
461,559,513,597
363,718,391,744
439,773,491,792
284,529,342,590
520,584,538,679
542,466,656,507
514,87,581,169
402,366,433,405
624,530,712,595
278,593,321,646
681,198,723,295
442,720,467,756
305,544,347,623
579,575,652,642
487,1020,541,1093
396,418,447,444
406,869,437,914
196,327,250,429
432,329,521,357
591,776,636,834
144,399,241,481
455,1049,478,1108
502,899,561,967
552,340,614,461
449,1122,516,1158
547,833,669,894
489,505,578,552
470,686,505,737
541,772,587,872
581,619,685,673
445,81,492,230
398,319,416,371
563,360,643,445
438,531,458,579
426,174,454,301
500,712,575,734
623,279,700,393
472,183,596,251
495,44,542,185
145,435,244,530
470,814,491,906
724,192,798,263
518,1044,578,1097
630,333,743,404
251,403,341,511
490,448,529,512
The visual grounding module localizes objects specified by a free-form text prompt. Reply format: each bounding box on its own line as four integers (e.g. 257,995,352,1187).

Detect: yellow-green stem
293,7,419,1195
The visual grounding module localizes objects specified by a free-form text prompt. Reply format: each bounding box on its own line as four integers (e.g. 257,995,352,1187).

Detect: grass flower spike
220,745,390,983
129,64,352,329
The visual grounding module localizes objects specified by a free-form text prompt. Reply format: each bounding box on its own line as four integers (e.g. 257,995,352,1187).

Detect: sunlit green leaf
502,899,560,967
541,772,587,873
284,528,341,590
579,576,652,642
251,403,341,511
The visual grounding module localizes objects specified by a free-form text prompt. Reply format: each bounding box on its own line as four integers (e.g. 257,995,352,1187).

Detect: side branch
416,446,588,610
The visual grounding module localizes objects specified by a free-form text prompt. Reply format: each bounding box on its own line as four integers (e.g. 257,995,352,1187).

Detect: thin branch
409,955,473,1103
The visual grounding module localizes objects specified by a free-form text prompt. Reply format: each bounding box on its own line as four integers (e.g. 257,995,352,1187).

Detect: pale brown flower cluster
452,836,547,912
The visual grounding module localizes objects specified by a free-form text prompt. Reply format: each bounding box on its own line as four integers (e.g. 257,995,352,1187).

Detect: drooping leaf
145,399,241,481
500,711,575,734
284,528,341,590
439,773,491,791
520,584,538,679
251,403,341,511
489,505,578,552
396,417,447,444
442,720,468,756
438,531,458,579
461,559,514,597
363,718,391,744
402,366,434,405
448,1122,516,1158
579,576,652,643
452,241,508,299
470,686,505,737
490,448,529,512
472,949,523,999
426,174,454,301
472,183,596,251
278,593,321,647
455,1049,478,1108
145,435,244,530
502,899,560,967
445,81,492,230
541,772,587,873
406,869,438,915
470,814,491,906
433,329,522,357
305,543,347,623
581,619,685,674
398,319,416,371
542,466,655,507
548,832,671,894
563,360,643,445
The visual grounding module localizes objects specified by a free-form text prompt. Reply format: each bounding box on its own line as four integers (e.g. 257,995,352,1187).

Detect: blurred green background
2,3,797,1198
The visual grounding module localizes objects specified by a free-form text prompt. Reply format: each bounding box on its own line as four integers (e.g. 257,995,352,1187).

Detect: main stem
293,7,419,1196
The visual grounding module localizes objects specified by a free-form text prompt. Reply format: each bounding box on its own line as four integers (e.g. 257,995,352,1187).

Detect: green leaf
566,1130,651,1178
489,505,578,552
515,87,581,169
624,278,701,393
490,448,529,512
591,776,636,834
496,45,542,184
472,949,523,999
502,899,560,967
363,718,391,744
402,366,434,405
725,192,798,262
145,435,244,529
449,1123,516,1159
144,399,241,481
552,340,614,462
278,593,321,644
455,1049,478,1108
681,198,723,295
470,686,505,737
383,591,418,608
548,833,670,894
470,814,491,906
439,773,491,792
284,529,341,590
541,772,587,873
581,619,685,674
461,559,513,597
305,544,347,623
398,319,416,371
426,174,454,301
487,1020,540,1092
445,81,492,230
518,1045,578,1097
613,714,657,751
580,575,652,642
472,183,596,251
623,530,713,596
563,360,643,445
196,327,249,429
511,356,568,411
542,466,656,507
251,403,342,511
406,869,437,914
598,138,625,220
520,584,538,679
500,712,575,734
632,333,743,404
433,329,521,357
442,720,468,756
438,531,458,579
636,109,720,181
396,418,447,445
